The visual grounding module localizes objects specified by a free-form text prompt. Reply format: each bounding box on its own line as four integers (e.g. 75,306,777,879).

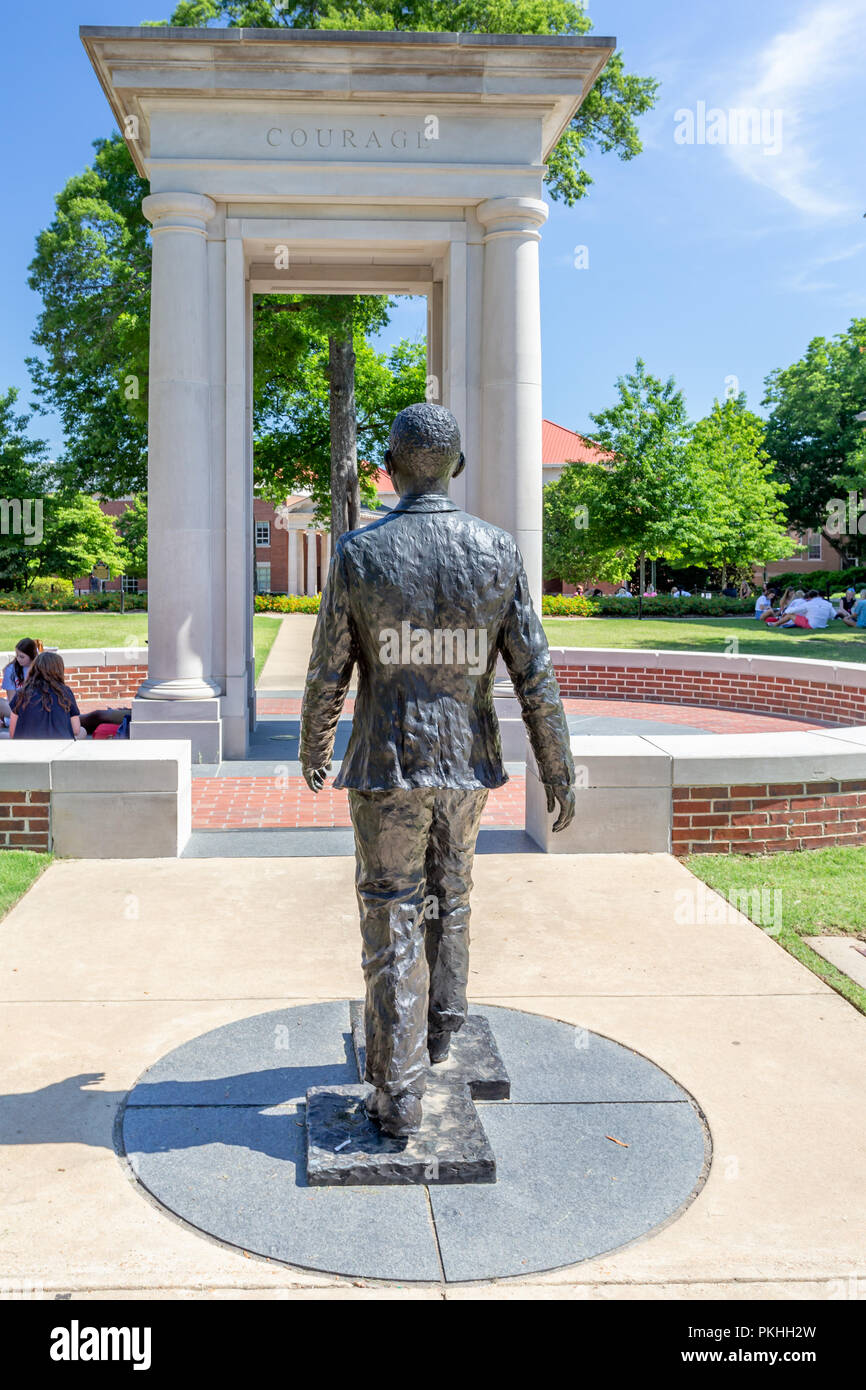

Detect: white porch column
321,530,331,579
476,196,548,609
305,531,318,595
138,191,219,700
287,528,301,595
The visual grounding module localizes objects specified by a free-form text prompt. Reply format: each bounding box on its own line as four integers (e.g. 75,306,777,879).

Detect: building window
121,574,139,593
807,532,822,561
255,521,271,547
255,562,271,594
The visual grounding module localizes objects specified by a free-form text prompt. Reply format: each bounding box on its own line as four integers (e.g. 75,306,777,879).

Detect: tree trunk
638,550,646,620
329,332,359,543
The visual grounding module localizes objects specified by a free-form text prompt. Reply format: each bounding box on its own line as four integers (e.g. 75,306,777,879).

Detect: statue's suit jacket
300,493,575,792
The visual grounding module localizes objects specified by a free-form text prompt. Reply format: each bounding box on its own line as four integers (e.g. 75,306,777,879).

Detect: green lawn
0,850,51,920
0,613,280,682
254,615,281,681
687,848,866,1016
542,615,866,664
0,614,149,649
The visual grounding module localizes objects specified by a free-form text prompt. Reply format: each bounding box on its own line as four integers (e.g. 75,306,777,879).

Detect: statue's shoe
364,1088,382,1121
376,1090,423,1138
428,1031,451,1064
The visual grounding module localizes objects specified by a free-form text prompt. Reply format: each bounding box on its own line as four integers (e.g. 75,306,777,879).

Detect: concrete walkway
1,851,864,1299
256,614,319,692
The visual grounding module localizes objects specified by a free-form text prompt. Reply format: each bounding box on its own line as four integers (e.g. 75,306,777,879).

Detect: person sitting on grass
838,588,866,628
776,589,835,630
764,586,796,624
835,587,858,620
0,638,42,726
8,651,81,740
79,707,131,737
755,587,772,619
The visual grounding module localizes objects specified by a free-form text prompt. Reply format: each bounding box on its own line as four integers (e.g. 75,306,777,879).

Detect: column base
130,696,223,765
137,676,222,701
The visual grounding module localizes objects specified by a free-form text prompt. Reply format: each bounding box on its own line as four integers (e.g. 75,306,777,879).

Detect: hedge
255,593,321,613
542,594,756,617
0,591,147,612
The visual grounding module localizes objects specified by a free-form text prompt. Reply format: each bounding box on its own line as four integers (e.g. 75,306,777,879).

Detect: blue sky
1,0,864,456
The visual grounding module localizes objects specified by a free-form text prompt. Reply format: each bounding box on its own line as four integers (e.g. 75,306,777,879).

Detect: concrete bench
526,727,866,855
0,740,190,858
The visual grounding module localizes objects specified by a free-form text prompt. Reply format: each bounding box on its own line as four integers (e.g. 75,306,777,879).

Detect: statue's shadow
1,1034,363,1185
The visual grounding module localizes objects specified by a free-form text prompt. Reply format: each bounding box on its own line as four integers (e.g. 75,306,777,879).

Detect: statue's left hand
545,783,576,832
303,766,329,793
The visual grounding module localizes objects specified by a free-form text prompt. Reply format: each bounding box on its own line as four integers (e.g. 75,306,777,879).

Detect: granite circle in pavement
118,1002,711,1283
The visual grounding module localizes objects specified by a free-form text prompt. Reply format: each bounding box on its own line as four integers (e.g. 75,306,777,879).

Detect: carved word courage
266,124,434,151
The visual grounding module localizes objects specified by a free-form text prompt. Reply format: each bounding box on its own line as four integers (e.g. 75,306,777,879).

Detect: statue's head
384,403,465,496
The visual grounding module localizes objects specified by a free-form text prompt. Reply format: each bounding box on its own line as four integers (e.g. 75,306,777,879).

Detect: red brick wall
672,779,866,856
0,791,51,851
64,664,147,702
553,663,866,728
254,499,288,593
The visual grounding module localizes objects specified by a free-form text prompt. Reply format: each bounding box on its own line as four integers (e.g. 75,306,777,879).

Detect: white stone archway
83,26,613,760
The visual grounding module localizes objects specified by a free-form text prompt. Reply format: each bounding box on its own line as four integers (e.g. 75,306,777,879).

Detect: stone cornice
80,26,615,178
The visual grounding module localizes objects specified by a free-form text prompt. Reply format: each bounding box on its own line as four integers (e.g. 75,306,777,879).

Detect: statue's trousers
347,787,489,1098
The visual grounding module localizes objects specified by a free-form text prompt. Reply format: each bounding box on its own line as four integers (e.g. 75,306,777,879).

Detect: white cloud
724,0,866,219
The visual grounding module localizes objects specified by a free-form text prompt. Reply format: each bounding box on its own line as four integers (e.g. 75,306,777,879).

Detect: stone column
287,528,301,595
138,192,220,700
476,196,548,609
305,531,318,596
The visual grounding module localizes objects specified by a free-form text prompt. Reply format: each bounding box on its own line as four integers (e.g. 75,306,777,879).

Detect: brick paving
191,698,826,831
255,694,823,733
192,776,526,830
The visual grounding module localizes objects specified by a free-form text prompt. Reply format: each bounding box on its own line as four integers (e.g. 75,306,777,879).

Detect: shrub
0,591,147,612
542,594,755,617
541,594,598,617
255,593,321,614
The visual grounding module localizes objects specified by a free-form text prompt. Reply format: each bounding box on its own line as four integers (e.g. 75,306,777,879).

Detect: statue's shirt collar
390,494,461,515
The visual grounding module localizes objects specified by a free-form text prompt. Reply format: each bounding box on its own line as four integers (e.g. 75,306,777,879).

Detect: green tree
568,360,701,613
116,493,149,577
27,136,151,496
685,396,793,586
543,460,634,588
0,388,129,590
151,0,657,208
256,332,428,520
763,317,866,539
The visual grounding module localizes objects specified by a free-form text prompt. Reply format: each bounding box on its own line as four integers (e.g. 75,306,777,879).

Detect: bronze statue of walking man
301,404,575,1138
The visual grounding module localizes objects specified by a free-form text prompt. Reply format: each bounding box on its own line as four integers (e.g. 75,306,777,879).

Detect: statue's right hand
303,766,329,793
545,783,576,832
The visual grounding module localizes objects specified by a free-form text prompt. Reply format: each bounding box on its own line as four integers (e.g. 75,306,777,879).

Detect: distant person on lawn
777,590,835,630
755,588,772,619
0,638,42,726
838,589,866,629
764,587,798,624
9,652,81,740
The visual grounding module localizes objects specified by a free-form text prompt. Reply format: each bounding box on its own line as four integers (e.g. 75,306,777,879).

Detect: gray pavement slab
430,1099,708,1281
123,1103,441,1282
